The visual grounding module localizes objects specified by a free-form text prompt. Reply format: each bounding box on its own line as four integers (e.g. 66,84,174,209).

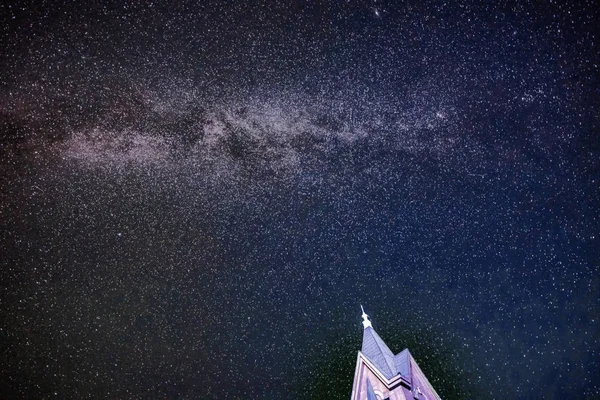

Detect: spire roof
352,307,442,400
360,307,399,379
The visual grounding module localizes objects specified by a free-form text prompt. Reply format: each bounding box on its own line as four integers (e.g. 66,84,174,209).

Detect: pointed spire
361,306,398,379
361,305,372,329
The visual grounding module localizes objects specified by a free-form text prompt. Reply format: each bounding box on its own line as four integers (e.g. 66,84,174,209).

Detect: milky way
1,1,599,399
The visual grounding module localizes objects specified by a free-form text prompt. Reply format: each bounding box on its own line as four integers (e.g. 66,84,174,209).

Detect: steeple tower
350,307,442,400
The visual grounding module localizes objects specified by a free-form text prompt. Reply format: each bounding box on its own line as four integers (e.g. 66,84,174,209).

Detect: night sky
1,1,599,398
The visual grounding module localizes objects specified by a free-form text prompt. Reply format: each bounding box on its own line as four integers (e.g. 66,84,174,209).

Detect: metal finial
361,305,372,329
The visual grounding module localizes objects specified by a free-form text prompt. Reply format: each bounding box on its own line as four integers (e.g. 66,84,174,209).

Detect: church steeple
360,306,397,379
350,306,442,400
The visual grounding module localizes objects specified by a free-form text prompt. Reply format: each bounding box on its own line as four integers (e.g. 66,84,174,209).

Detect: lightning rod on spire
361,305,372,329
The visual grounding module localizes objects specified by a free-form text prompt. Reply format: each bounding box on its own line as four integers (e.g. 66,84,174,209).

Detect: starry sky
1,0,599,398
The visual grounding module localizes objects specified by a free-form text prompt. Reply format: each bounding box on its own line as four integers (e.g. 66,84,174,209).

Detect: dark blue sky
1,1,599,398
